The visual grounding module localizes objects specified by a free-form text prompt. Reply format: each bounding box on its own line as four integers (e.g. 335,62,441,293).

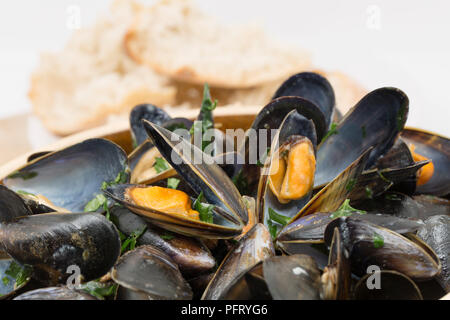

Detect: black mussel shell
315,87,409,188
417,215,450,292
3,139,128,212
130,104,171,147
324,217,440,280
110,206,215,275
111,245,192,300
13,286,97,300
273,72,335,130
0,213,121,284
354,270,422,300
0,185,32,223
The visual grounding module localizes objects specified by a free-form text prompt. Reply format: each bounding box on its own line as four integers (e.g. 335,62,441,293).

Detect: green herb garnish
189,84,218,154
373,232,384,248
268,208,291,226
79,281,118,300
232,169,249,195
193,191,214,224
154,157,170,174
16,190,36,196
121,226,147,253
385,193,402,201
267,219,279,239
102,170,129,190
167,177,180,189
4,261,32,288
329,199,366,219
160,232,175,241
256,148,271,168
365,186,373,199
2,277,10,285
346,178,357,192
361,125,367,138
84,194,107,212
7,171,37,181
322,123,339,141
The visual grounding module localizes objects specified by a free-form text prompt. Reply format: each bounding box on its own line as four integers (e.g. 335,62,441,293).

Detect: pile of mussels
0,72,449,300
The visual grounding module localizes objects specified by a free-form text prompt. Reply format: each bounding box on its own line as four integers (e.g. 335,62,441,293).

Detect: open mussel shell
0,185,32,223
372,138,418,194
142,120,247,224
105,184,242,239
273,72,335,129
221,254,323,300
324,217,441,280
249,96,326,148
13,286,97,300
400,128,450,196
257,110,317,226
3,139,128,212
110,206,215,275
315,87,409,188
278,146,371,243
111,245,192,300
0,213,121,285
354,270,423,300
262,254,322,300
202,224,275,300
349,161,428,205
130,104,171,147
277,211,424,244
321,228,350,300
417,215,450,292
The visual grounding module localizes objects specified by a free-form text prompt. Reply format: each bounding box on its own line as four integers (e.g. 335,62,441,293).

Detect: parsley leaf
4,261,32,288
84,194,107,212
193,191,214,224
154,157,170,174
322,122,339,142
267,219,279,239
232,169,249,195
167,178,180,189
121,226,147,253
329,199,366,219
78,281,117,300
373,232,384,248
268,208,291,226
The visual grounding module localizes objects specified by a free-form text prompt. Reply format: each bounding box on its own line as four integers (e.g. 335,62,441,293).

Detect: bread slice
29,0,176,136
125,0,311,88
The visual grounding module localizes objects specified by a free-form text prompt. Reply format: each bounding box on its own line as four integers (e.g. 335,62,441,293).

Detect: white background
1,0,449,136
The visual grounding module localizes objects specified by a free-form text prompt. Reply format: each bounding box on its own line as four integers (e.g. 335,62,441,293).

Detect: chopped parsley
160,232,175,241
268,208,291,226
154,157,170,174
346,178,357,192
385,193,402,201
365,186,374,199
167,177,180,189
190,84,218,154
373,233,384,248
101,170,129,190
4,261,32,288
193,191,214,224
84,194,107,212
121,226,147,253
267,219,279,239
232,169,249,196
16,190,36,196
256,148,271,167
329,199,366,219
361,125,367,139
7,171,37,181
78,281,117,300
322,122,339,142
